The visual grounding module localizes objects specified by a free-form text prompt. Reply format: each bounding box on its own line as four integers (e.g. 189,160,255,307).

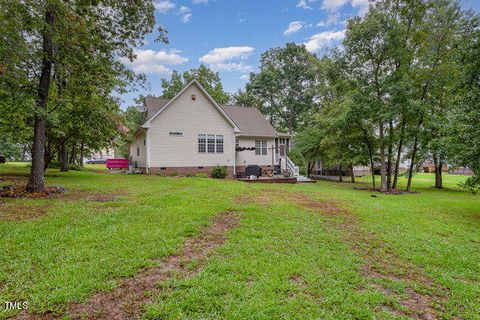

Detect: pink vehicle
106,158,129,170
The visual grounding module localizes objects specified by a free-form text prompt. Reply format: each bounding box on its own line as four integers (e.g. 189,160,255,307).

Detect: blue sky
120,0,480,109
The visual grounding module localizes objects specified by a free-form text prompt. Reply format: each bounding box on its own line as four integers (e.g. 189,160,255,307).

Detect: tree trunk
406,136,419,192
379,120,387,191
350,165,355,183
43,141,55,172
79,141,85,166
406,116,423,192
392,117,406,190
339,164,343,182
386,120,393,191
370,157,376,191
26,6,55,192
434,155,443,189
307,162,314,178
69,145,76,164
60,139,69,172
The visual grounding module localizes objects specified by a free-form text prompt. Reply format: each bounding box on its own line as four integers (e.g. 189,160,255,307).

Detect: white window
169,131,184,136
199,134,224,154
216,135,224,153
198,134,206,153
255,140,267,155
207,135,216,153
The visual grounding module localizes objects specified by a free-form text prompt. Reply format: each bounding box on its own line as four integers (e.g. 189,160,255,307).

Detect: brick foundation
138,164,275,179
142,166,235,178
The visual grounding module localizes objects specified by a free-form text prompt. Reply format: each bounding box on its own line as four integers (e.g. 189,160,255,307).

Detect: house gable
142,80,239,131
146,81,236,168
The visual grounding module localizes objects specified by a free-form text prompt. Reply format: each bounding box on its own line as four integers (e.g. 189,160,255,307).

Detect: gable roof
220,105,280,137
141,80,239,131
143,97,169,121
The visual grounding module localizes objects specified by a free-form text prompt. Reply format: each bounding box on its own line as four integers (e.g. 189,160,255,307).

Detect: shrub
195,172,208,178
459,175,480,194
211,165,228,179
288,147,307,176
185,173,193,177
48,161,84,171
171,171,179,177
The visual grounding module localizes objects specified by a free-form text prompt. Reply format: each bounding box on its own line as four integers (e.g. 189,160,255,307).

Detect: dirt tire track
239,188,447,319
291,192,447,320
15,211,239,320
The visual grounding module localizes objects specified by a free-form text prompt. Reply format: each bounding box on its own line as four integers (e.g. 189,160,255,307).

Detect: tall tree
161,65,230,104
246,43,318,134
0,0,164,192
447,27,480,193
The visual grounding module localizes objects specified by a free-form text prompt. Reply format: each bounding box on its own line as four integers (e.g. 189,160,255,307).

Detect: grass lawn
0,163,478,319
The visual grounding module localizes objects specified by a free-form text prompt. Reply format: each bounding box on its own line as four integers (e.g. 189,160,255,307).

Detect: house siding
148,85,235,168
235,137,275,167
129,132,146,168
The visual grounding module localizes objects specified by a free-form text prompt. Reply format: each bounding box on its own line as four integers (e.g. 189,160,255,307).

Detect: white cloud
352,0,369,16
240,74,249,81
125,49,189,74
304,30,345,53
200,46,254,64
284,21,304,36
192,0,208,3
154,1,175,13
297,0,312,9
320,0,370,15
317,12,341,26
199,46,254,73
212,63,253,73
178,6,192,23
321,0,349,11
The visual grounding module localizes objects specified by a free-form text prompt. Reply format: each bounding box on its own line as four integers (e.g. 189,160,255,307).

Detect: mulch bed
0,185,66,199
353,186,419,195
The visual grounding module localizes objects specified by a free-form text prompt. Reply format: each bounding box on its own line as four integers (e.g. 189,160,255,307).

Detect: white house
129,80,297,178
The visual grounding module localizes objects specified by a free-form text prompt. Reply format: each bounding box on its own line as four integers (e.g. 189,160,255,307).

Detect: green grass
0,163,478,319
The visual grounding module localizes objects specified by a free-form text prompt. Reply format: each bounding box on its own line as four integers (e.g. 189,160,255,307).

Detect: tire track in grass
290,191,448,320
239,189,448,319
15,211,240,320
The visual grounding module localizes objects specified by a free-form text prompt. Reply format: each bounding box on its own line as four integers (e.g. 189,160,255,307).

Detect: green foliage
47,161,84,171
287,147,307,176
446,28,480,191
0,0,163,188
194,172,209,178
0,134,23,161
245,43,318,133
211,165,228,179
459,176,480,194
161,65,230,104
116,104,145,158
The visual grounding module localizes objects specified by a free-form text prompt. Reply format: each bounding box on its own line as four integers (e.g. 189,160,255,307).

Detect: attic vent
191,94,196,101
